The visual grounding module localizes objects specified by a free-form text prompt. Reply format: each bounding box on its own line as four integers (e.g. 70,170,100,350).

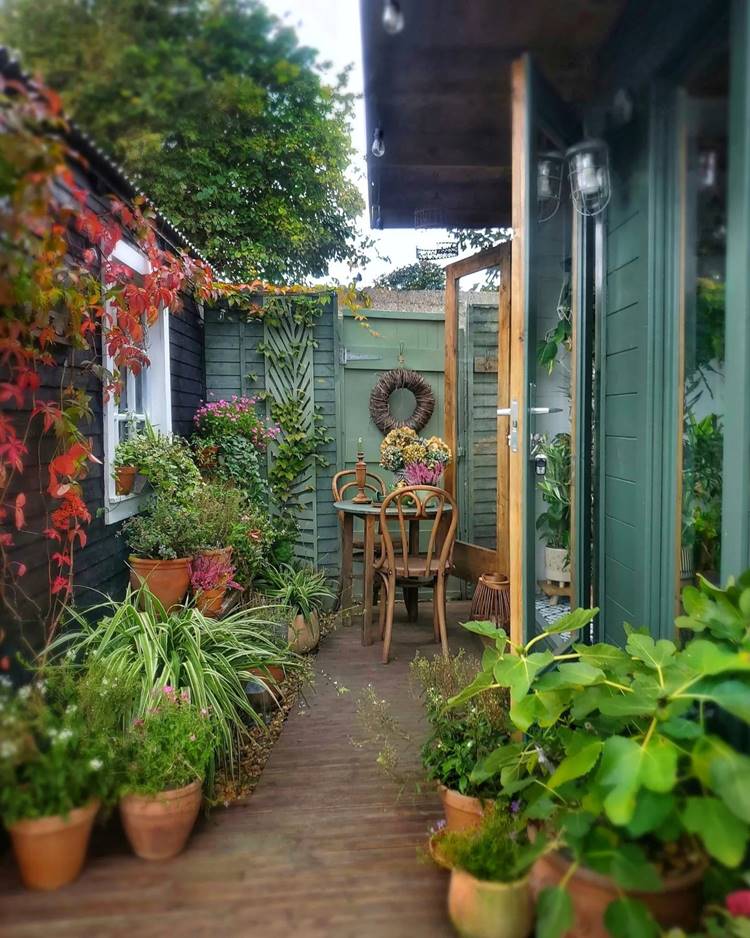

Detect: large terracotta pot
288,611,320,654
438,784,485,832
544,547,570,584
8,799,99,891
115,465,136,495
129,556,191,610
531,850,706,937
195,586,226,617
120,779,202,861
448,868,534,938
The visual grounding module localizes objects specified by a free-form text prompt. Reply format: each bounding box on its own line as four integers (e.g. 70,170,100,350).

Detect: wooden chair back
378,485,458,579
332,469,386,504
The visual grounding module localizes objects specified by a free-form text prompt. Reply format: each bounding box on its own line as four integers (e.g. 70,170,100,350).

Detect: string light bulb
371,128,385,158
382,0,404,35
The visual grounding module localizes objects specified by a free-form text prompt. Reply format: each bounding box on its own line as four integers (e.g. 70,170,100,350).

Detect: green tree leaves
682,797,749,867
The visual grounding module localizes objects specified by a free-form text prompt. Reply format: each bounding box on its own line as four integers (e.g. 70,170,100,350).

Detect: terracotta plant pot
198,547,233,563
531,850,706,937
130,556,191,610
115,465,137,495
249,664,286,685
438,784,485,832
120,779,202,861
544,547,570,583
288,611,320,654
8,799,99,891
448,868,534,938
195,586,226,617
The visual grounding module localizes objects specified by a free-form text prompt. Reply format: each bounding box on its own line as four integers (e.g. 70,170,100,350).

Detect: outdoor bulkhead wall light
566,139,611,216
537,150,564,222
382,0,405,34
372,127,386,158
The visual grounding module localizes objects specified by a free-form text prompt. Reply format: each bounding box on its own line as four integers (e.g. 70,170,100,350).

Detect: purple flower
510,799,521,814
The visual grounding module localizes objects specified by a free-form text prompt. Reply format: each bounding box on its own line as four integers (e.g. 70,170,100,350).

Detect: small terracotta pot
249,664,286,685
438,784,485,832
120,779,202,861
8,799,99,891
198,547,233,563
195,586,226,617
288,611,320,654
531,850,706,937
448,868,534,938
130,556,191,610
115,465,137,495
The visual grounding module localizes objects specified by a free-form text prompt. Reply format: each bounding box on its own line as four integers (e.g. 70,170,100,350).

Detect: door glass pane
680,53,728,587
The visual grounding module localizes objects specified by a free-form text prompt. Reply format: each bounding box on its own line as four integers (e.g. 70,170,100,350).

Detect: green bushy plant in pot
534,433,571,585
0,664,129,890
449,586,750,938
113,420,201,499
442,808,546,938
264,564,334,653
120,494,202,609
119,685,215,860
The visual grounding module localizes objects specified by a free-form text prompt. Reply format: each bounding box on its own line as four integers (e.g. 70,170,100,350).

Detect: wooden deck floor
0,602,478,938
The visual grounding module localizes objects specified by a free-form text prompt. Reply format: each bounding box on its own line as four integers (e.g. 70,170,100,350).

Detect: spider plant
263,565,334,621
47,586,302,782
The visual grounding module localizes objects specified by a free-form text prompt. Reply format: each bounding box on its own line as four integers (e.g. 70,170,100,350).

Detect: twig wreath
369,369,435,434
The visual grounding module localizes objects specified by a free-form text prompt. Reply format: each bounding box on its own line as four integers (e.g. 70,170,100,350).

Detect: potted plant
441,808,543,938
379,427,452,487
534,433,571,584
189,553,240,617
114,420,202,500
265,564,334,653
119,686,215,860
0,665,124,890
450,583,750,938
113,434,139,495
192,483,247,565
120,494,202,609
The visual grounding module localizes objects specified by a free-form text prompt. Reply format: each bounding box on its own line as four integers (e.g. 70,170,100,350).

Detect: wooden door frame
444,241,511,586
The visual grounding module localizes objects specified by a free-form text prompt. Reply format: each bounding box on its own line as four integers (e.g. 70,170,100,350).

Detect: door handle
529,407,562,415
497,400,519,452
496,407,512,416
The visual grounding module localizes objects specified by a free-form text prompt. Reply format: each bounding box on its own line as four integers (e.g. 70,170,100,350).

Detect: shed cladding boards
599,111,650,645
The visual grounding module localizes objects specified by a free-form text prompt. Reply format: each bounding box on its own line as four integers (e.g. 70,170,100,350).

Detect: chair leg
432,583,440,643
378,577,387,640
436,575,449,658
382,576,397,664
403,586,418,622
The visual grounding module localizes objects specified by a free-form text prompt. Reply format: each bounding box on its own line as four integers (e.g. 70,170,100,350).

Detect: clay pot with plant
114,420,202,500
533,433,571,584
0,665,126,891
449,577,750,938
121,494,202,610
189,553,240,617
265,564,334,654
119,686,215,861
442,808,542,938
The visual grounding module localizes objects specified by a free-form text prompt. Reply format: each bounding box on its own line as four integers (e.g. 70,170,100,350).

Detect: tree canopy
1,0,364,282
373,259,445,291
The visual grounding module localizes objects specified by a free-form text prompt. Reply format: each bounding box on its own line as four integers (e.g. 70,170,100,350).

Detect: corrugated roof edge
0,45,221,276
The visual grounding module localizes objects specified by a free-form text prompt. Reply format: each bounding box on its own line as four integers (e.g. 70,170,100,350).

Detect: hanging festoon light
566,139,611,216
371,127,385,158
537,150,564,222
382,0,405,34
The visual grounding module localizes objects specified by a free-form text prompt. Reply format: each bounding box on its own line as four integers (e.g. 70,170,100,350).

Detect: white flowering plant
0,662,130,825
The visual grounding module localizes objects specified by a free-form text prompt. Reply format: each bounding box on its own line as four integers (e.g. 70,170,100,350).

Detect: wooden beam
444,272,458,497
496,243,511,578
444,243,507,281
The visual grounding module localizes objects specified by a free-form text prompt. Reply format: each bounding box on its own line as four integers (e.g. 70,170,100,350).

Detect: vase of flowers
189,554,240,617
379,427,452,490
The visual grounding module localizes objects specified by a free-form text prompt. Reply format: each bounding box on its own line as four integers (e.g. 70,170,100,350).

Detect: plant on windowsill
113,421,202,501
263,564,334,654
112,432,140,496
120,494,202,609
189,553,240,618
449,579,750,938
533,433,571,585
118,686,215,861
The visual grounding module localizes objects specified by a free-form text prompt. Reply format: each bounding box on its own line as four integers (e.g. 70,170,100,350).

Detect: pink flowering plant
189,554,240,593
193,396,280,453
120,686,215,797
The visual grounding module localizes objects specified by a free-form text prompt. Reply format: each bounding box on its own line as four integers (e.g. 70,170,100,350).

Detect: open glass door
507,55,583,644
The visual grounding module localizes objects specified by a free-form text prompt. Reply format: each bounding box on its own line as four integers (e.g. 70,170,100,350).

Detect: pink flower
163,685,174,695
727,891,750,918
190,734,196,742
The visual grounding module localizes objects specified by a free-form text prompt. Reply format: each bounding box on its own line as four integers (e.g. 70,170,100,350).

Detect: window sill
104,492,149,526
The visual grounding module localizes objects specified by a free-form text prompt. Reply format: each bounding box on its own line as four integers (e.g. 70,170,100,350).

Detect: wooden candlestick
352,448,372,504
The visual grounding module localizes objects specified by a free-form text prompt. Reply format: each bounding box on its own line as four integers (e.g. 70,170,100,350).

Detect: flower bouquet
379,427,452,487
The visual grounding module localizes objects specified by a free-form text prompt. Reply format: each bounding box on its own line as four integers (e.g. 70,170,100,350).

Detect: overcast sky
263,0,451,284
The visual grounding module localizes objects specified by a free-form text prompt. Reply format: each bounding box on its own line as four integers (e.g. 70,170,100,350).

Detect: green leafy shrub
228,507,296,587
120,494,202,559
191,483,248,551
209,435,268,505
120,686,215,795
263,564,334,619
441,807,544,882
114,422,201,496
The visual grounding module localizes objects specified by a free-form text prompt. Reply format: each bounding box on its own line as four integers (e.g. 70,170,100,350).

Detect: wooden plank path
0,603,478,938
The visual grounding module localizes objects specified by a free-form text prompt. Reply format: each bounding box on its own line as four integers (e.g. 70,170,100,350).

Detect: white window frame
103,239,172,524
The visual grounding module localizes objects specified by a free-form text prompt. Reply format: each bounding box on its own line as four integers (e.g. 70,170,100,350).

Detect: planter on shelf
8,799,99,891
289,611,320,654
115,465,137,495
438,784,484,832
129,556,191,610
119,779,202,861
531,850,705,937
449,868,533,938
544,546,570,584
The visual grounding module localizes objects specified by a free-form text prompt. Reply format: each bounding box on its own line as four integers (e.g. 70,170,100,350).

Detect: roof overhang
360,0,627,230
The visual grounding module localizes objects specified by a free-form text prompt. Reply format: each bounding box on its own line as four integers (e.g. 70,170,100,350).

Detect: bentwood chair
332,469,386,607
374,485,458,664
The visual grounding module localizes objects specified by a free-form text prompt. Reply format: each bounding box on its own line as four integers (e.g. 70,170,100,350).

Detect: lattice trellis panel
263,307,317,568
